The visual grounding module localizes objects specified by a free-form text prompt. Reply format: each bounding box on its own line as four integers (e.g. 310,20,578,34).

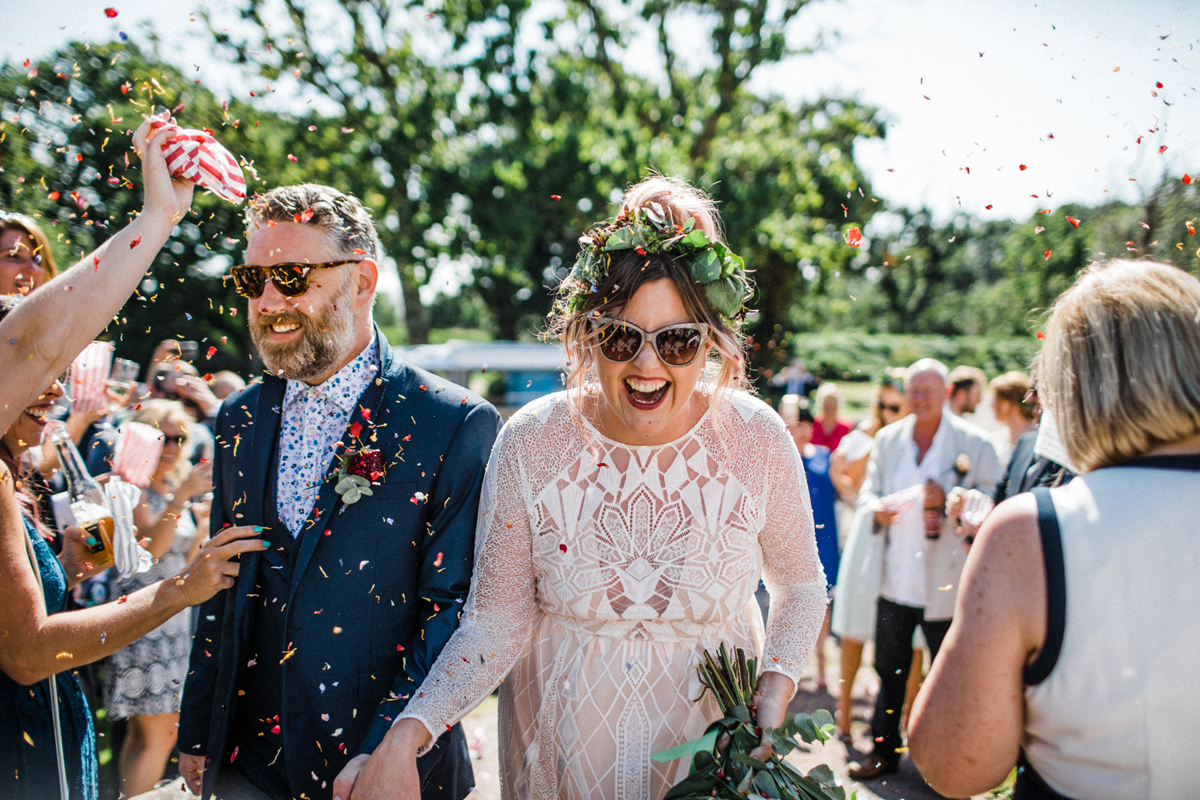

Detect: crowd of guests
0,116,1196,800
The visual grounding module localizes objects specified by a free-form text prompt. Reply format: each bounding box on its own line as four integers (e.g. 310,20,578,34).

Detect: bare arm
907,495,1047,797
0,464,264,685
0,114,194,432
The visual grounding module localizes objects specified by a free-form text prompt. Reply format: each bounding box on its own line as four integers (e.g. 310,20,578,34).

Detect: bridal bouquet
653,645,851,800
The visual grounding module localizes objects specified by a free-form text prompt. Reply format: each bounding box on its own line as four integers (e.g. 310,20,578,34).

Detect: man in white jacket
848,359,1001,780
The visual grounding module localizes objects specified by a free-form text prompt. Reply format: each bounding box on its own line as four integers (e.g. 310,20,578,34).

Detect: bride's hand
333,720,428,800
748,671,795,762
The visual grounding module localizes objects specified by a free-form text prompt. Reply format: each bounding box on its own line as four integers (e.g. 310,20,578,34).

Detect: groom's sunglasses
229,260,358,299
590,316,710,367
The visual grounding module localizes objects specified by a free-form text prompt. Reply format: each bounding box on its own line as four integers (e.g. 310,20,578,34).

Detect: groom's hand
179,753,205,796
333,721,428,800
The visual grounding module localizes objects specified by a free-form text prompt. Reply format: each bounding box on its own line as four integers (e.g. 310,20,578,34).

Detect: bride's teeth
626,378,667,393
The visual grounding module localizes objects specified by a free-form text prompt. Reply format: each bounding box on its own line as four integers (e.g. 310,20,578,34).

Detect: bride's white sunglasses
589,316,710,367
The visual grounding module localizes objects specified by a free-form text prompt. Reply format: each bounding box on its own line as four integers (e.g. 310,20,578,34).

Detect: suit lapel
232,376,285,636
287,333,394,606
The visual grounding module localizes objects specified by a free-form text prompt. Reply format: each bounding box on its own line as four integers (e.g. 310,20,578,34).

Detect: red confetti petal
551,195,562,201
844,226,863,248
1156,81,1164,89
287,153,298,162
1019,164,1027,171
985,205,994,210
1184,174,1193,185
353,248,365,255
129,237,141,249
1036,332,1045,340
206,346,217,359
104,7,118,17
230,746,239,763
433,552,443,567
1043,249,1052,260
349,421,363,438
271,725,281,735
47,191,59,201
361,408,371,420
1159,146,1168,154
1066,216,1080,229
559,544,567,553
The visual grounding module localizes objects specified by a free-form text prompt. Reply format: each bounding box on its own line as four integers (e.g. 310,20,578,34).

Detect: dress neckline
572,389,713,451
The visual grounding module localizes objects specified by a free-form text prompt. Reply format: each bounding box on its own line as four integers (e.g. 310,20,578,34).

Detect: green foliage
788,330,1039,381
657,644,848,800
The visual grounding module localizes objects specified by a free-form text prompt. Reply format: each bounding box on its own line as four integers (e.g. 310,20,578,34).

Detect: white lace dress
398,390,826,800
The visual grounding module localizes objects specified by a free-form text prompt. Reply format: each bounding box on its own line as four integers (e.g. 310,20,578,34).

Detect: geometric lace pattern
399,390,827,800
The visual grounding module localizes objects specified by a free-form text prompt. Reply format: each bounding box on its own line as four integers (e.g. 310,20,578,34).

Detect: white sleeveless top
1023,461,1200,800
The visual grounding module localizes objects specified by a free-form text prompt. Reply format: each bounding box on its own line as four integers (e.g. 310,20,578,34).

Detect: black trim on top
1120,452,1200,471
1014,751,1076,800
1024,487,1066,686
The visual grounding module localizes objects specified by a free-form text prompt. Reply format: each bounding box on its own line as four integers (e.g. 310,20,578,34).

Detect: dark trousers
869,597,952,757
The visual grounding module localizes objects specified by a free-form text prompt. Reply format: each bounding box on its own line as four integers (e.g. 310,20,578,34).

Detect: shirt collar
282,336,379,413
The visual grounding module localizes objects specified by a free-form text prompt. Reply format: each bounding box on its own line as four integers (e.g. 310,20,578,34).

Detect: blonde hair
0,212,57,284
130,399,195,485
815,382,839,407
1041,260,1200,471
549,175,751,444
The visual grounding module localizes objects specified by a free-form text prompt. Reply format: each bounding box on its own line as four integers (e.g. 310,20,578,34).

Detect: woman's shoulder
724,390,784,429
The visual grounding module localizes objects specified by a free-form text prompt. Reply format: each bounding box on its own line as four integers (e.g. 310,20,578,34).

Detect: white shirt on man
879,418,947,608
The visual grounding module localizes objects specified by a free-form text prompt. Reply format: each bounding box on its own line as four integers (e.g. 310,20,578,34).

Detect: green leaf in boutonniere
334,447,386,505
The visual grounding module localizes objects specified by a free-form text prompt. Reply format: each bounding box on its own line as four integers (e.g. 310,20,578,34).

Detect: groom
179,184,501,799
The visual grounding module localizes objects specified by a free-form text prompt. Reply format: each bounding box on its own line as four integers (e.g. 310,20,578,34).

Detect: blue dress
0,518,98,800
802,445,840,591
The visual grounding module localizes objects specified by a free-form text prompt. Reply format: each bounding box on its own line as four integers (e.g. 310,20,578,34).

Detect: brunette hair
549,176,751,438
246,184,381,261
989,371,1034,422
1041,260,1200,471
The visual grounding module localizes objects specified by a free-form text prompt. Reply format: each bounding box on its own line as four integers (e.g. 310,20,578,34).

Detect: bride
335,176,827,800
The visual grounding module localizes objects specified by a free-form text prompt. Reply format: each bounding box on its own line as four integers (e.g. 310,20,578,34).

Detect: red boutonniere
335,447,386,505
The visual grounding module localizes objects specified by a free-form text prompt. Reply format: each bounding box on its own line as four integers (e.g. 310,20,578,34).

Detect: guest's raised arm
0,113,194,431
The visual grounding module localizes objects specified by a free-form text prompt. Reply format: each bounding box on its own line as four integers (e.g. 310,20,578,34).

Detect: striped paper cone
68,341,113,415
111,422,165,487
150,116,246,204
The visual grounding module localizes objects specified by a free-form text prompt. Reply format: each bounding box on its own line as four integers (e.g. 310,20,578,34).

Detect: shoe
847,753,899,781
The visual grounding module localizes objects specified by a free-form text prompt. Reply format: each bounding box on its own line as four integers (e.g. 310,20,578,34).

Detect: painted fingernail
261,541,271,548
253,526,264,532
86,537,97,546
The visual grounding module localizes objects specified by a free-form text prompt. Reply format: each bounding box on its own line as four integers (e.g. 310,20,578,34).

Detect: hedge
788,331,1040,381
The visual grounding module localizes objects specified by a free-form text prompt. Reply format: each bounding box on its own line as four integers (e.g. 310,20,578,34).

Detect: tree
204,0,887,359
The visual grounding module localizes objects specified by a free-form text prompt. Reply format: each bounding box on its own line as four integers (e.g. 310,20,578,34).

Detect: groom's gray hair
246,184,383,262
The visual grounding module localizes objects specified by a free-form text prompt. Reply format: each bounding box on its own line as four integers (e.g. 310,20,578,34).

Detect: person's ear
354,259,379,308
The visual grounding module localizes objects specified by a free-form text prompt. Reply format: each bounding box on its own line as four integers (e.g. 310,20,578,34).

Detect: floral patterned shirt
276,338,379,537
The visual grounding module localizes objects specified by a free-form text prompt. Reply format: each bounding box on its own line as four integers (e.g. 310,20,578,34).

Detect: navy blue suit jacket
179,328,501,797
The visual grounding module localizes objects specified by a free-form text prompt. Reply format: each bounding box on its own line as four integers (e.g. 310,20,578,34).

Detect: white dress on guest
398,390,826,800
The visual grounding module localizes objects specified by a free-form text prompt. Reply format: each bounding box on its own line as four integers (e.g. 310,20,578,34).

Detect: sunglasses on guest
161,434,187,446
228,260,359,299
589,317,710,367
877,401,903,414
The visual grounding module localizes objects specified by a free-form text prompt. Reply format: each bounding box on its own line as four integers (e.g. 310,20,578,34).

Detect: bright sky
2,0,1197,231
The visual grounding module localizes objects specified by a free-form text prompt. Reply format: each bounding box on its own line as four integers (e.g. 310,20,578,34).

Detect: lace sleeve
758,415,828,684
395,422,537,751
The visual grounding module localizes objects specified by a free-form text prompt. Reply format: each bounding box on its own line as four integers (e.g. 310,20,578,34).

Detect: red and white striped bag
150,115,247,205
67,341,113,416
111,422,165,487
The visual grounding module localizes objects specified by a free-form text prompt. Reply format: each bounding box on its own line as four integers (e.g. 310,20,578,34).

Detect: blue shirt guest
177,184,501,800
779,394,838,690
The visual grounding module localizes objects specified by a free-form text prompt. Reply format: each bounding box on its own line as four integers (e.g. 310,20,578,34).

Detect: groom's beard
251,275,356,382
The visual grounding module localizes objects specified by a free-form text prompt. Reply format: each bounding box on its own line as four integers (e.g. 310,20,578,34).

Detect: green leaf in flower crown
706,276,745,318
690,249,721,283
604,227,636,251
681,228,710,249
643,202,665,226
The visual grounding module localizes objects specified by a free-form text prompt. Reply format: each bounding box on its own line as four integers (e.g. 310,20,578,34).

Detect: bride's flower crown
557,202,751,321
